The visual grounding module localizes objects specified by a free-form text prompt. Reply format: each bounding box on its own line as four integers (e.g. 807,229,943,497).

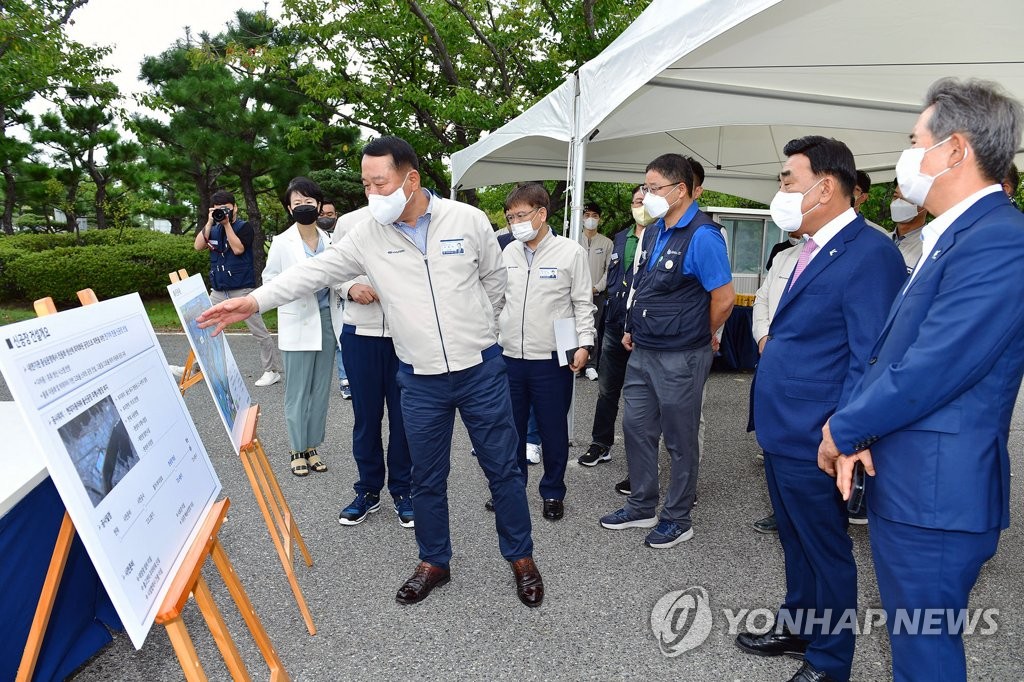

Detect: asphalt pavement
8,332,1022,681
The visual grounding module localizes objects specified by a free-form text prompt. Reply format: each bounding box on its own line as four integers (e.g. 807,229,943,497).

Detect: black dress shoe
485,498,495,512
787,661,837,682
542,499,564,520
395,562,450,605
510,557,544,607
753,513,778,534
735,630,808,659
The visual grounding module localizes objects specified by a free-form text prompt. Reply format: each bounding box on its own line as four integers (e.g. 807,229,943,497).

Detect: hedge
1,232,209,304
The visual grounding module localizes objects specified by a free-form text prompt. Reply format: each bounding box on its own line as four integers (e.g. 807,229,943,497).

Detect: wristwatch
580,345,595,354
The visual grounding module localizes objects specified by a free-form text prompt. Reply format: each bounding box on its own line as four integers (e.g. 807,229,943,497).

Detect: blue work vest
626,211,717,352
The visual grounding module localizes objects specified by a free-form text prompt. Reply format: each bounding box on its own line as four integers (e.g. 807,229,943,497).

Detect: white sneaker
585,367,598,381
254,370,281,387
168,365,185,379
526,442,542,464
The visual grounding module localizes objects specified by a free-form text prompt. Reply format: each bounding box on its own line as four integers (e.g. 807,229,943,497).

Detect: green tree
32,84,141,230
0,0,112,233
280,0,651,201
135,10,358,277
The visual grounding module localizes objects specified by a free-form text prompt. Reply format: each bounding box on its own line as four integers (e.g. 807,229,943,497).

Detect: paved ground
7,333,1022,681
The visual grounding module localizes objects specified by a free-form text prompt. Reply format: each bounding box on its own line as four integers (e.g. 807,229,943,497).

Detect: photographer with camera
194,190,283,387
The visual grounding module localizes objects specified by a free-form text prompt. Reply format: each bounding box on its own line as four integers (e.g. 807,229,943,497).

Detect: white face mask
582,217,599,231
631,205,655,226
510,220,539,243
642,184,679,220
769,178,824,233
367,172,413,225
889,198,921,224
895,136,965,207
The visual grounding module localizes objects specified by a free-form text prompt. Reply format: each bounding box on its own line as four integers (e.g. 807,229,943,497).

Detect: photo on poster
168,274,251,450
58,394,140,507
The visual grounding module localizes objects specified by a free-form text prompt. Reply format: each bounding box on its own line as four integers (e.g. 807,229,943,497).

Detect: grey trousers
210,287,282,373
282,308,335,452
622,345,712,526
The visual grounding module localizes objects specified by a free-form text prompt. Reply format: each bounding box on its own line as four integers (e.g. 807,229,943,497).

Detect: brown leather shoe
395,562,450,605
510,557,544,607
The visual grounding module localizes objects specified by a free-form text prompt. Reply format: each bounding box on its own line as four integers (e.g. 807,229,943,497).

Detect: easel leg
253,439,313,567
238,445,317,635
193,574,251,682
210,540,289,681
16,511,75,682
164,617,209,682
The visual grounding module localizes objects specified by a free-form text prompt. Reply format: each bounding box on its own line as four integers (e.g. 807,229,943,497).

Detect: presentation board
167,274,252,450
0,293,221,648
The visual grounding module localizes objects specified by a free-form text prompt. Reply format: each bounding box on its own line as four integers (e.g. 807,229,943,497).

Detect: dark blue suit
830,190,1024,681
754,213,906,681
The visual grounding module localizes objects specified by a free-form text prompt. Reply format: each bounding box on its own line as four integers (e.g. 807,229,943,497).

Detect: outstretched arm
197,296,259,336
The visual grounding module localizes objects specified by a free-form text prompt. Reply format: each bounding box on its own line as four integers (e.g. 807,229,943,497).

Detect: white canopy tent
451,0,1024,226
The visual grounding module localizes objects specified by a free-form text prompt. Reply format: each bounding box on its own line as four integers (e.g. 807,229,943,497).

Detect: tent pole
566,72,590,443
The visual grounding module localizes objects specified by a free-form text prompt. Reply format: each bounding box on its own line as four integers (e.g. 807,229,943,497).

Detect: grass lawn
0,299,277,332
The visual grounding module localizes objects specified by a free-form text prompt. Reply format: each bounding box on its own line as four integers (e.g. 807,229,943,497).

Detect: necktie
789,237,818,290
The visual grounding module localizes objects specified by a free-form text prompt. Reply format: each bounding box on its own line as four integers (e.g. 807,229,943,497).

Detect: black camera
211,207,230,223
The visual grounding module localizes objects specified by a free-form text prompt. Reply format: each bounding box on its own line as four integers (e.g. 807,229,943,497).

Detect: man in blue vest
194,190,282,387
599,154,734,549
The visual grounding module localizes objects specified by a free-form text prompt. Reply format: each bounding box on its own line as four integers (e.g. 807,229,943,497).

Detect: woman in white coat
263,177,335,476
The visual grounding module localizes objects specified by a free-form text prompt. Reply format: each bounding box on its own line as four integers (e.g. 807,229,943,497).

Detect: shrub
3,232,208,304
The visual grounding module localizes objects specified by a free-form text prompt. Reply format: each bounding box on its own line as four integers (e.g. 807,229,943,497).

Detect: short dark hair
686,157,705,187
282,176,324,208
583,202,601,215
363,135,420,172
321,197,336,208
1005,164,1020,193
211,190,235,206
632,184,644,195
646,154,696,195
782,136,856,198
504,182,550,213
855,170,871,192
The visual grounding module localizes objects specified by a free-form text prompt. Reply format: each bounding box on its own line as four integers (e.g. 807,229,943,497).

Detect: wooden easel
168,270,316,635
17,289,287,681
169,269,205,394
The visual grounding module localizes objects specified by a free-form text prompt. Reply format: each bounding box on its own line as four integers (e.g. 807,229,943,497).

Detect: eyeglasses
505,207,540,223
640,182,679,195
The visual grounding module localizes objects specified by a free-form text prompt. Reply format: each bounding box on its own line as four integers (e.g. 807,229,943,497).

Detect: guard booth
705,207,781,295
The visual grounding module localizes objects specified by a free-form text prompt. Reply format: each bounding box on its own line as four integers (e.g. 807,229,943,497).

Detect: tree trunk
239,172,265,286
167,187,183,235
1,164,15,235
94,180,108,229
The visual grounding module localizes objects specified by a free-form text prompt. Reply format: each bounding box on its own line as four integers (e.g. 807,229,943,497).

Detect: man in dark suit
735,136,906,682
821,78,1024,682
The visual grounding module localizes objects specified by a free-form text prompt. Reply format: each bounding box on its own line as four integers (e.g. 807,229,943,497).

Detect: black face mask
316,217,337,231
291,205,319,225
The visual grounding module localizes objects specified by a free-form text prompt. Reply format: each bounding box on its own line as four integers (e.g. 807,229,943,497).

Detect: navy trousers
764,452,857,682
396,356,532,569
504,355,573,501
341,331,411,499
869,509,999,682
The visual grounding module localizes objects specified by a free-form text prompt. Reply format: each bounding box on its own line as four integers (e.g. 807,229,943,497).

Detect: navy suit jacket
830,191,1024,532
754,215,907,460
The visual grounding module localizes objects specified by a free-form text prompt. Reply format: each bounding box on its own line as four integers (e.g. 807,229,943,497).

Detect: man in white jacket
198,136,542,608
